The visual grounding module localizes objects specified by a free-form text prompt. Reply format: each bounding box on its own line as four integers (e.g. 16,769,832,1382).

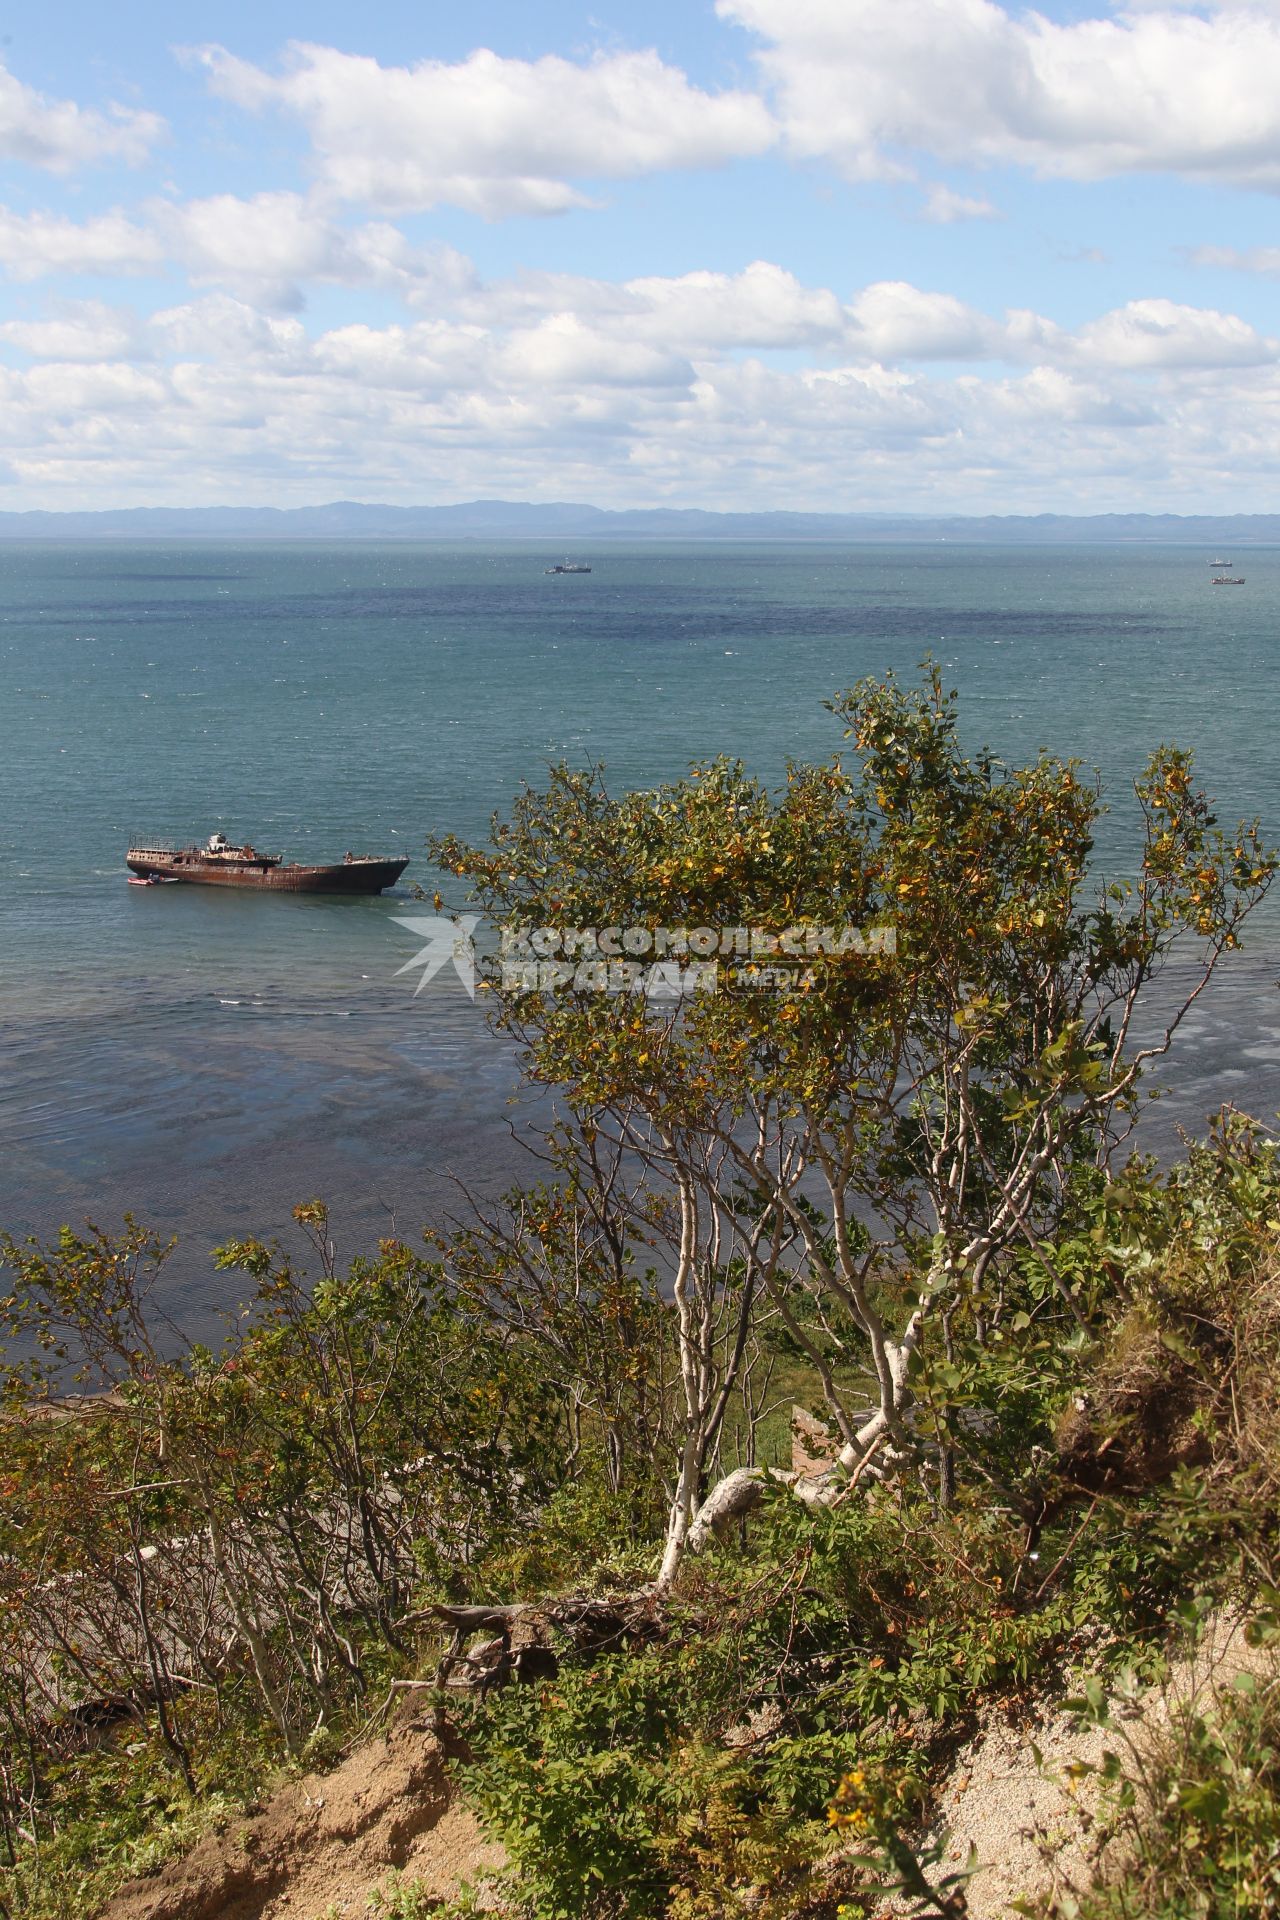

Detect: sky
3,0,1280,514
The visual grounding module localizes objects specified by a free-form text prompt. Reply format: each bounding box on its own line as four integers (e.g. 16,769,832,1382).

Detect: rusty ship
126,832,409,894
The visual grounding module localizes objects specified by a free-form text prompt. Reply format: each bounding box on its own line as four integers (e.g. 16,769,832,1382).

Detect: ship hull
126,854,409,894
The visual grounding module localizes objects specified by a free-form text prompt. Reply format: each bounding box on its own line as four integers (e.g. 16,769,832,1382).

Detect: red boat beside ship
126,832,409,895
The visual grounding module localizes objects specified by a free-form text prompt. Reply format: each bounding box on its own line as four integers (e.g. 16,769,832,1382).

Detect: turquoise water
3,540,1279,1332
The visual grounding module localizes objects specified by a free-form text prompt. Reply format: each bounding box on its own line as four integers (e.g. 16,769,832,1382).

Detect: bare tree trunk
194,1471,299,1759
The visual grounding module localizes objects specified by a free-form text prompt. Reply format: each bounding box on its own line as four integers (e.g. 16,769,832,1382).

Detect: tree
434,665,1274,1588
0,1213,568,1763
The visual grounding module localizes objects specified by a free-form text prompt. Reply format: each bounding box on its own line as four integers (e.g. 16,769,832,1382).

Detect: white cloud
5,332,1280,511
149,296,307,362
976,364,1159,430
839,286,1276,371
721,0,1280,191
311,320,490,393
0,302,143,362
22,361,168,412
0,61,164,172
1004,308,1068,358
0,249,1278,511
156,191,347,296
153,192,467,309
621,262,846,349
1187,243,1280,273
0,192,478,312
1074,297,1275,368
0,207,163,279
850,282,995,360
497,313,693,389
190,40,775,216
921,183,999,224
1,225,1270,387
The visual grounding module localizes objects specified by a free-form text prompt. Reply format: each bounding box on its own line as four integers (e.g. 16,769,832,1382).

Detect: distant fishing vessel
544,560,592,574
126,832,409,894
1212,575,1246,586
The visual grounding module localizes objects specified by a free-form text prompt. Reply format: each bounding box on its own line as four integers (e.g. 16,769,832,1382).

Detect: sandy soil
97,1708,504,1920
920,1612,1274,1917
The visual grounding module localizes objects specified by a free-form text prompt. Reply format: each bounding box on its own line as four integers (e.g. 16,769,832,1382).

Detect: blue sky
2,0,1280,512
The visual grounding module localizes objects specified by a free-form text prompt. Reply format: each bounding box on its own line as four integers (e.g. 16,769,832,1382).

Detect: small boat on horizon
545,559,592,574
1212,575,1246,586
126,832,409,894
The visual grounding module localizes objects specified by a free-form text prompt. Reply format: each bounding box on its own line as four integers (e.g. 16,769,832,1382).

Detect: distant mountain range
0,500,1278,544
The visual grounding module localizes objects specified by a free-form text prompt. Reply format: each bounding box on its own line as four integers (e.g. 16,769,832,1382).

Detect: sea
3,539,1279,1342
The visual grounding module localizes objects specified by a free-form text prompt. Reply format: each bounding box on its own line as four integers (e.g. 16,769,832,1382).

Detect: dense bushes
441,1116,1280,1920
2,1118,1280,1916
0,1213,593,1914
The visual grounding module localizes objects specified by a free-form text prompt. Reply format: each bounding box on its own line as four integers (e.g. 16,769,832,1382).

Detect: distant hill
0,500,1278,544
